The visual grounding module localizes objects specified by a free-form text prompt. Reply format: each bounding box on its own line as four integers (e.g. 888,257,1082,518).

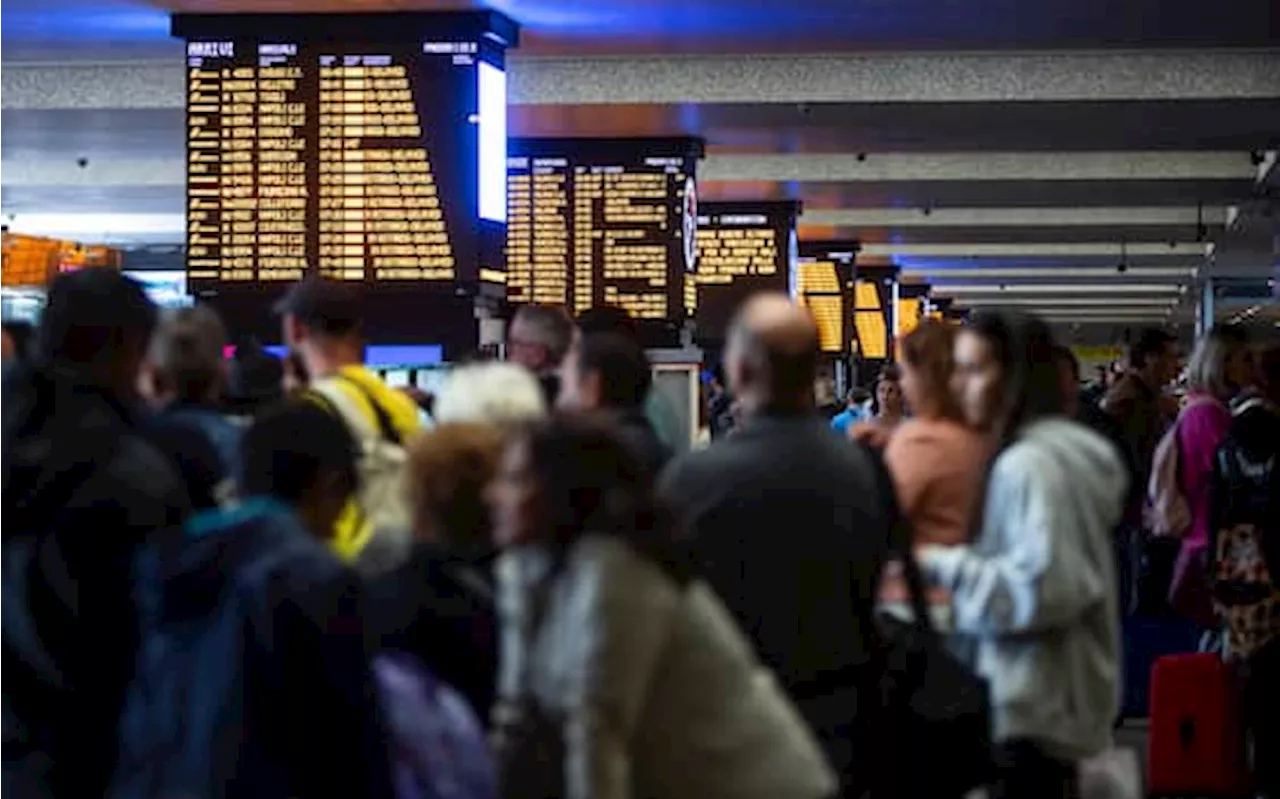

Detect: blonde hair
1186,325,1248,401
434,361,548,427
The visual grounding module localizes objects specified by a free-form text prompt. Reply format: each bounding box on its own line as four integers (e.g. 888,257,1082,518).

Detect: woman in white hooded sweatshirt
916,311,1126,799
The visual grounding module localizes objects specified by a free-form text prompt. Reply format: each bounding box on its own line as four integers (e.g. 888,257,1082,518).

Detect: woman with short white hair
434,361,548,429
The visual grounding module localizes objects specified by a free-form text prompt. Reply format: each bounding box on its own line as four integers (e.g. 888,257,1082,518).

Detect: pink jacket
1176,394,1233,547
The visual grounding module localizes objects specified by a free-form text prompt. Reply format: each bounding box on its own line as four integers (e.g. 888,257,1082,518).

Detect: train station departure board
854,265,899,362
796,242,858,355
173,12,515,297
506,138,703,328
687,201,799,343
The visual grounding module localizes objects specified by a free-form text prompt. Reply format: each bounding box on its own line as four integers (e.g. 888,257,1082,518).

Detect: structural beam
859,242,1210,257
1,152,1257,188
4,49,1279,109
803,207,1229,227
707,152,1257,182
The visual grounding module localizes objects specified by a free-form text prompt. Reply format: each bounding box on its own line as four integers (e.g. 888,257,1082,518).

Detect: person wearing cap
276,277,421,567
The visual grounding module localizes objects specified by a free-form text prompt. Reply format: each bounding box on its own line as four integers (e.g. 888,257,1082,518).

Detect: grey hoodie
917,417,1126,761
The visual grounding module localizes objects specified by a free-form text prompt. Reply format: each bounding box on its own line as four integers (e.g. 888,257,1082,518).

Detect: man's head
558,332,653,412
508,305,574,375
1052,344,1081,418
724,293,820,415
240,400,359,541
142,306,228,408
1128,327,1179,388
38,270,158,398
274,278,365,377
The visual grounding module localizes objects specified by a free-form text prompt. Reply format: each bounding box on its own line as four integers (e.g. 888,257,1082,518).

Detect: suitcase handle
1178,717,1195,748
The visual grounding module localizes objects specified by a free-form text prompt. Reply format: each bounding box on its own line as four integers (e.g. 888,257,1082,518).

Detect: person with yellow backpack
275,278,421,573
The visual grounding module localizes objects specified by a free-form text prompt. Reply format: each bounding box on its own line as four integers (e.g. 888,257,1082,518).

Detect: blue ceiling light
3,1,168,39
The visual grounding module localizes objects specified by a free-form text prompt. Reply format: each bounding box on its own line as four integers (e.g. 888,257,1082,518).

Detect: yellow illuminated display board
854,279,887,359
506,138,702,326
689,202,798,342
897,297,922,339
796,260,844,353
177,16,511,294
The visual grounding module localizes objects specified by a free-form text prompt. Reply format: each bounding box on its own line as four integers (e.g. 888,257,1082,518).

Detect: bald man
659,294,891,796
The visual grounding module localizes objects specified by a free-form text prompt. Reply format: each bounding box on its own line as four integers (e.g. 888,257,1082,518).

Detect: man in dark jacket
1101,328,1181,615
658,293,890,795
3,270,190,798
558,330,673,475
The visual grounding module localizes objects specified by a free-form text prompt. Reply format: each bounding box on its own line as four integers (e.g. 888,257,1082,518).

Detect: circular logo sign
682,177,698,274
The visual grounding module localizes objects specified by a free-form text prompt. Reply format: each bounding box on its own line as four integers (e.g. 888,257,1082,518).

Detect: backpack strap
860,443,934,636
307,375,403,448
334,375,403,447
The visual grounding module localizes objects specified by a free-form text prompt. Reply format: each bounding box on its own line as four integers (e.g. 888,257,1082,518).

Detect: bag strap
336,375,403,447
860,442,934,636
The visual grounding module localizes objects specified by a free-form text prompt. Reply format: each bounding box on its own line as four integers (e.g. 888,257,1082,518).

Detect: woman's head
873,363,904,418
406,423,505,551
435,361,547,428
898,321,963,422
1186,325,1251,401
487,413,667,551
953,311,1063,439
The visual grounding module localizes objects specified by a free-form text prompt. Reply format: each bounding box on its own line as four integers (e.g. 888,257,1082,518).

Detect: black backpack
108,520,317,799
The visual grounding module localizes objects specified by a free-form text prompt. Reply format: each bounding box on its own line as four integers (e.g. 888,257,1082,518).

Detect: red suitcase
1148,653,1252,796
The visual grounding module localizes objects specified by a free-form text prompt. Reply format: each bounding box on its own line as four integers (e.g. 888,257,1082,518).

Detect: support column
1198,277,1215,336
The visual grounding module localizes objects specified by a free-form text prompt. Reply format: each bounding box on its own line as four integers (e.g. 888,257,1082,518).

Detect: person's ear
283,315,304,347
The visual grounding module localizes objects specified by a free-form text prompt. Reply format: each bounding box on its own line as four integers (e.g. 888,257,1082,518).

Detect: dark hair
521,413,691,582
1052,344,1080,383
963,312,1065,545
1255,341,1280,395
965,310,1064,448
38,270,157,367
869,363,903,416
273,277,363,337
575,332,652,409
228,341,284,409
148,306,227,403
2,321,36,362
577,305,639,339
899,321,963,422
1128,327,1176,370
240,400,359,504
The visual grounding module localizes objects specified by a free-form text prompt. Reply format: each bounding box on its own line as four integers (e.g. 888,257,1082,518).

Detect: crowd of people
3,268,1278,799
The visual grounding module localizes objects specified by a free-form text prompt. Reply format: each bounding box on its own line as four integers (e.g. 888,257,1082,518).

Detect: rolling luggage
1147,653,1251,797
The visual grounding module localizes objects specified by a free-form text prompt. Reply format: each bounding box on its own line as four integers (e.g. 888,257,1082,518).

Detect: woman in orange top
884,321,989,546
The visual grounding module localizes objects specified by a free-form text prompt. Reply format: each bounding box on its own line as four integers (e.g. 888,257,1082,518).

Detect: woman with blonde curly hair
367,422,508,721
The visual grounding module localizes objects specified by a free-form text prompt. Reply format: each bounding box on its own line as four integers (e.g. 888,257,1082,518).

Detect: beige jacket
496,536,836,799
